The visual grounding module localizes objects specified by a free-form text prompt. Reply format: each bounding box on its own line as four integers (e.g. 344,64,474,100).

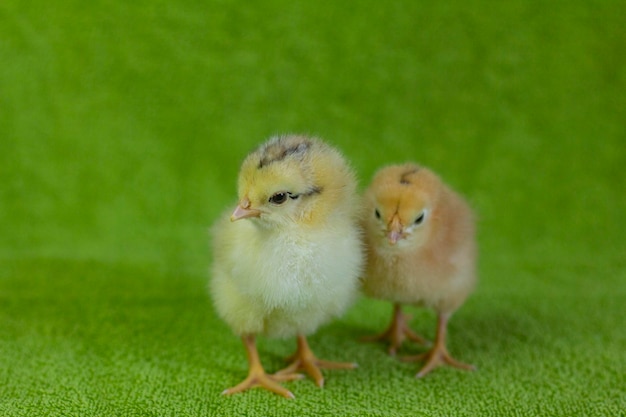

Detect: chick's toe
274,335,357,388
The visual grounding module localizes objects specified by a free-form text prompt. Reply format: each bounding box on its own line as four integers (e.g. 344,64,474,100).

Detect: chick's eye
269,192,288,205
414,212,426,225
375,209,381,219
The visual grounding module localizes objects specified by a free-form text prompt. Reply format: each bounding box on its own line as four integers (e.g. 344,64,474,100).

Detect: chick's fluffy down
210,135,363,339
211,211,362,338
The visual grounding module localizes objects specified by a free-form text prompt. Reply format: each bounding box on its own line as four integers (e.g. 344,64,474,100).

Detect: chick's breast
262,222,362,337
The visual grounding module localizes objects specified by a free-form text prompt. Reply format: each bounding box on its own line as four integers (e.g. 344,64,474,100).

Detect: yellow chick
361,163,477,378
211,134,363,398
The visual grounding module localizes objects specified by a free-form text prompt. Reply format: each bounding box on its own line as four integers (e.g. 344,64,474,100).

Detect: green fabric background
1,1,624,416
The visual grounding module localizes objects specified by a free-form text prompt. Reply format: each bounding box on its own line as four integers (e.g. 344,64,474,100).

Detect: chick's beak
387,215,404,245
230,197,261,221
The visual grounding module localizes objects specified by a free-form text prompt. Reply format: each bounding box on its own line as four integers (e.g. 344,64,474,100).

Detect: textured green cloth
1,1,624,416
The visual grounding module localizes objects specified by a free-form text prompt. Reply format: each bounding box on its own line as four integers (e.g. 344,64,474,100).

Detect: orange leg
403,313,475,378
222,334,303,398
274,334,357,388
362,303,429,355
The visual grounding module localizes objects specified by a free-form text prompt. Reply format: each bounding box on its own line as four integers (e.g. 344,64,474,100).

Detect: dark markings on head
400,168,419,185
281,186,323,202
304,186,322,196
258,139,311,169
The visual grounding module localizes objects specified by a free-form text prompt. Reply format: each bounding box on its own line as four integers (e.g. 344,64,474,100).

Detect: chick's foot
222,335,303,399
274,334,357,388
362,303,429,355
402,313,475,378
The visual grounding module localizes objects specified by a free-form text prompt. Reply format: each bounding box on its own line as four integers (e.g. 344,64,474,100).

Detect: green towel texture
1,1,624,416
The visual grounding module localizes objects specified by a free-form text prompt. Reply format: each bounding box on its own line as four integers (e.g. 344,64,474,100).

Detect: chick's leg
362,303,429,355
275,334,357,388
403,313,475,378
222,334,303,399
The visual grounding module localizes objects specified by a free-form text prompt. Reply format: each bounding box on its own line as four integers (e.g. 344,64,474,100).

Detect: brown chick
361,163,477,378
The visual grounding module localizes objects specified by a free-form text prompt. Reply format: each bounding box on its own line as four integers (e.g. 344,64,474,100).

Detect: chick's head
231,135,357,229
364,163,442,250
